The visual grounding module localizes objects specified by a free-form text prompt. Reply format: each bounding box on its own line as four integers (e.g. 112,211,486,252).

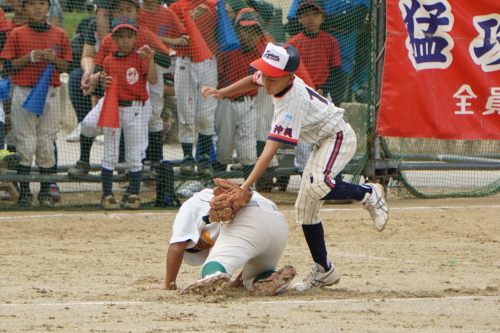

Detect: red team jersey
169,0,218,59
0,8,10,32
95,27,171,66
103,51,149,101
217,46,264,99
137,6,186,43
0,24,72,87
287,31,341,88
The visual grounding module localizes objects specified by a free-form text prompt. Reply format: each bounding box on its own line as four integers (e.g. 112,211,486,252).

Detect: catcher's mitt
208,178,253,223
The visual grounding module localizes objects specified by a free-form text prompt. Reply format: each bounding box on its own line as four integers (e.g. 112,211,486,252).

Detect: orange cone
183,11,213,63
97,77,120,128
295,61,315,89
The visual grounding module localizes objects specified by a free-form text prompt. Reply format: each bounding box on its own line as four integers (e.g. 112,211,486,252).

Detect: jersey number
305,87,328,105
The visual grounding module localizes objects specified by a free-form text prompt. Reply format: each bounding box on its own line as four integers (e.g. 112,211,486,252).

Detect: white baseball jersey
253,71,358,225
172,189,289,290
253,72,346,146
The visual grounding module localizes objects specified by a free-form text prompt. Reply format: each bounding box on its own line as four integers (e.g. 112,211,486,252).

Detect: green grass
63,11,93,39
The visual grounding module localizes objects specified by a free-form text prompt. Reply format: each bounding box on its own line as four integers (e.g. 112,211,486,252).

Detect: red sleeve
329,35,341,67
164,8,186,38
0,8,9,32
95,35,111,66
144,29,171,55
0,29,17,60
103,55,110,74
59,29,73,62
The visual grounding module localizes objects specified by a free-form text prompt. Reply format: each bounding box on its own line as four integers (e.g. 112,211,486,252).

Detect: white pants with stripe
203,197,289,290
102,102,147,172
295,118,357,225
81,97,149,172
214,97,257,165
10,85,60,168
175,56,217,143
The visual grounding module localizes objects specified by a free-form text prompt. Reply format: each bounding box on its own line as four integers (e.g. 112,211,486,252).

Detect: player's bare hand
103,74,114,90
150,282,177,290
82,72,98,96
201,86,224,100
172,35,190,45
42,49,56,61
137,45,155,60
317,88,324,97
191,4,209,20
30,50,43,63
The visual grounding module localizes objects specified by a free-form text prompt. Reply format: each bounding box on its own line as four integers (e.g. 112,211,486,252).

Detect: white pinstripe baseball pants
295,118,357,225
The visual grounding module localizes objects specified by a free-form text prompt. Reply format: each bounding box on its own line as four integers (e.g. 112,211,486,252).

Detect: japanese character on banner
483,88,500,115
453,84,476,115
399,0,455,70
470,14,500,73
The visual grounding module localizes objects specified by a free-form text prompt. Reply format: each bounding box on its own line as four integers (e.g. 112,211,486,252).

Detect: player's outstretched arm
241,140,281,191
150,241,188,290
201,75,258,100
138,45,158,85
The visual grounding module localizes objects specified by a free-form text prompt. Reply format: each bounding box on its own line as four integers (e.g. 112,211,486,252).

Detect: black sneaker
197,155,213,176
38,192,55,207
180,156,195,176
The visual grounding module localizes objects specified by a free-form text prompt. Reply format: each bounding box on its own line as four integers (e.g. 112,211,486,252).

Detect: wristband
30,51,37,63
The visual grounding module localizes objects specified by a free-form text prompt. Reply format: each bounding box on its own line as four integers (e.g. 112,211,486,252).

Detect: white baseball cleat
180,272,230,295
292,263,340,292
362,183,389,232
249,265,297,296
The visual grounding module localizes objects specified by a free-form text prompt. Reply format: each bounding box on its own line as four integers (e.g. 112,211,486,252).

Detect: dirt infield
1,194,500,332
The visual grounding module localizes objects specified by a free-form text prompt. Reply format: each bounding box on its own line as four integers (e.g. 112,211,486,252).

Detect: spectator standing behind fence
168,0,219,176
211,10,267,180
137,0,188,175
47,0,64,28
68,0,172,184
0,0,72,207
99,18,157,210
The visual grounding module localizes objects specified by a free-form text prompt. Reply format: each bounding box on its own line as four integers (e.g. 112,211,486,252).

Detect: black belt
118,100,143,107
226,95,252,102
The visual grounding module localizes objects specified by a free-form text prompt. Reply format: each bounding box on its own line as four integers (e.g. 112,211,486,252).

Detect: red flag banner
97,77,120,128
377,0,500,140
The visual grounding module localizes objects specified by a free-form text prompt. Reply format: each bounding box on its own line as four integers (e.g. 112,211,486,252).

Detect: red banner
378,0,500,140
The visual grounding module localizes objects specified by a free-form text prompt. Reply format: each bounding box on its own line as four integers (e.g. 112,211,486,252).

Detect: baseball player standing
169,0,219,176
0,0,72,207
212,10,268,179
201,42,388,292
151,188,296,296
99,18,157,210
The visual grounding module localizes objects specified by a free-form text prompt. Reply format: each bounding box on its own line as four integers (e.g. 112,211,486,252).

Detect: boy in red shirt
69,0,172,184
100,18,157,210
169,0,219,176
212,10,266,179
137,0,188,173
287,0,341,101
0,0,71,207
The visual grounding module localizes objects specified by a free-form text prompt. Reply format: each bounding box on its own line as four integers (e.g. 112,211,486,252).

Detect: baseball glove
208,178,253,223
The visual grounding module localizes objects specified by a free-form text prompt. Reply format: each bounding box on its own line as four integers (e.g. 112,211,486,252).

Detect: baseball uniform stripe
268,133,298,146
323,131,344,189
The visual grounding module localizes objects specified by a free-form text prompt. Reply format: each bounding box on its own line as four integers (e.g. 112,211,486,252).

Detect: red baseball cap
111,17,138,33
235,8,263,27
297,0,325,14
250,43,301,77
